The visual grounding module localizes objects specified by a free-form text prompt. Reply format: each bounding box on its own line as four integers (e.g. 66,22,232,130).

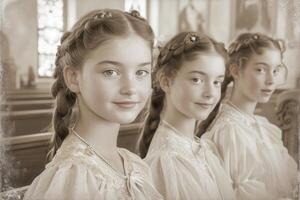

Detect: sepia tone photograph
0,0,300,199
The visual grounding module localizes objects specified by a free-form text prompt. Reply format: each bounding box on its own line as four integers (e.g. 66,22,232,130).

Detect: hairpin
184,33,199,44
127,10,145,21
94,11,112,20
190,35,197,42
130,10,140,18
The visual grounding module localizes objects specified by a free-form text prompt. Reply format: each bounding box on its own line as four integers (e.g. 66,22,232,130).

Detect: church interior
0,0,299,198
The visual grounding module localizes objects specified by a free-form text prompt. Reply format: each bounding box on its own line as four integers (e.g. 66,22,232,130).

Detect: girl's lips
113,101,140,108
195,103,213,109
261,89,272,92
261,89,273,95
261,89,273,93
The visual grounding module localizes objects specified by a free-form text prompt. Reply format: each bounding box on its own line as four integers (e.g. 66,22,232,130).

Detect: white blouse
204,102,298,200
24,133,163,200
144,120,236,200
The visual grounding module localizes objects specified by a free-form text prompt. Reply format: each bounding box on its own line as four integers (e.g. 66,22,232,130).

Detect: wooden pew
3,88,50,96
1,99,54,111
1,133,52,189
0,186,28,200
3,89,52,101
4,93,53,101
1,109,53,136
276,89,300,162
1,123,143,189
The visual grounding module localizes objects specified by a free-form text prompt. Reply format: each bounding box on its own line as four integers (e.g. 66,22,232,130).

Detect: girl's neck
230,87,257,116
73,109,120,157
162,103,196,140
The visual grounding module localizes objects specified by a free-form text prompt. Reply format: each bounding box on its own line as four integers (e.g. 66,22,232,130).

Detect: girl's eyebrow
96,60,151,67
254,62,282,68
96,60,122,66
254,62,269,67
188,71,224,78
189,71,206,75
138,62,152,67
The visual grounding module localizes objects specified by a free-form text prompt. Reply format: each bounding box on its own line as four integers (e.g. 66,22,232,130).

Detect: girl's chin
257,96,271,103
115,116,138,125
192,113,209,121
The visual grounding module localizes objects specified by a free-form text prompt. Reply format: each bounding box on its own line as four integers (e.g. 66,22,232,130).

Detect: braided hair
197,32,287,136
139,32,228,158
47,9,154,161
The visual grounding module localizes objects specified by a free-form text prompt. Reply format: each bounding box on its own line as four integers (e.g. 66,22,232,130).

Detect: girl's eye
256,68,265,73
213,80,223,87
136,70,150,77
103,69,119,77
191,78,204,84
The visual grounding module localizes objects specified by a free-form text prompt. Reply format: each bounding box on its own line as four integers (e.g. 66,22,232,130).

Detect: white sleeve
209,123,274,200
24,161,101,200
145,151,211,200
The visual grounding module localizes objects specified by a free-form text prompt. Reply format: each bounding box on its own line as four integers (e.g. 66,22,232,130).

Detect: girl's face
76,35,152,124
234,49,282,103
166,54,225,121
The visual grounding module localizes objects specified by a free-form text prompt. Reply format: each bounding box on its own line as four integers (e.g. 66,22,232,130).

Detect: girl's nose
202,83,214,99
266,72,275,85
120,75,137,96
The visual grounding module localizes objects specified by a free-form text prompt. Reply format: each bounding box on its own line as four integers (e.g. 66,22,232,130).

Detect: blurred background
0,0,299,195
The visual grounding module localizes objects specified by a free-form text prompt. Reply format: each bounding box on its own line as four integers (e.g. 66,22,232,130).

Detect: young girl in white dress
24,9,162,200
200,33,298,200
139,32,236,200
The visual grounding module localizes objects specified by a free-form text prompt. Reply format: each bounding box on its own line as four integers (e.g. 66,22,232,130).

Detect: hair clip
94,11,112,20
183,33,201,50
184,33,199,44
127,10,145,21
130,10,140,18
190,35,197,42
253,34,259,40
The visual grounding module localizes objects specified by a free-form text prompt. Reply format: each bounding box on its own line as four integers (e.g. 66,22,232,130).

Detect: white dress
204,102,298,200
144,120,236,200
24,133,163,200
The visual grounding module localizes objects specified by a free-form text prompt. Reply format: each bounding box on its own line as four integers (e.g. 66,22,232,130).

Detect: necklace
71,129,128,180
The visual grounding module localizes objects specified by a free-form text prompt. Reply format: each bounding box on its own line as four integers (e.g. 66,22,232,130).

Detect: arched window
37,0,63,77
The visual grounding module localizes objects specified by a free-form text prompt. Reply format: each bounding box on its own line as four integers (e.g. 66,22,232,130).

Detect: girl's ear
229,63,239,79
63,66,80,93
158,74,171,93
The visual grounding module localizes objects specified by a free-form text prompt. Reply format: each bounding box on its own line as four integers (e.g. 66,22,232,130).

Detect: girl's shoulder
24,137,103,200
147,125,193,157
47,133,98,169
255,115,282,141
45,134,119,183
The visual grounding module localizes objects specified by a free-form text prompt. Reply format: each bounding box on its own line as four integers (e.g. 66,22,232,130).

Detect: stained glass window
37,0,63,77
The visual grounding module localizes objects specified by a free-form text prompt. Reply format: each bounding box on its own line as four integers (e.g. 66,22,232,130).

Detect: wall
1,0,124,89
1,0,38,83
1,0,299,89
149,0,300,89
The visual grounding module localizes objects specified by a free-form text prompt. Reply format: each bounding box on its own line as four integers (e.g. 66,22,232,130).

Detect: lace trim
47,134,147,194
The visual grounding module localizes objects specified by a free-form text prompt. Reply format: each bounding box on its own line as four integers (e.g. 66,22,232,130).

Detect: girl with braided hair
24,9,163,200
201,33,297,200
139,32,235,200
